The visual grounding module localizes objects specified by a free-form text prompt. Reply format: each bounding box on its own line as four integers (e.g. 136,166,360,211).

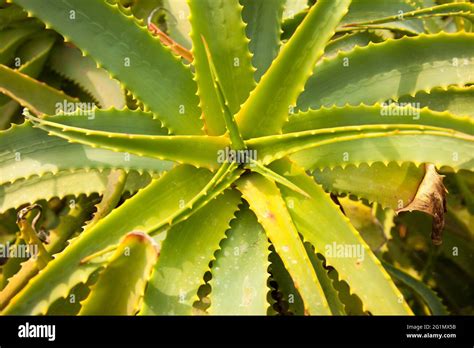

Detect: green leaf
0,25,38,64
48,44,125,109
283,104,472,134
454,173,474,214
0,4,28,30
287,130,473,172
269,249,304,315
339,198,387,251
0,169,150,214
162,0,192,49
200,35,246,149
342,3,474,28
407,0,444,34
208,205,270,315
123,0,160,22
241,0,284,81
189,0,255,135
0,100,19,129
46,272,97,316
79,232,158,315
298,32,474,109
281,0,425,40
236,173,330,315
312,162,425,210
13,0,203,134
247,109,474,171
398,86,474,118
43,108,169,134
382,261,449,315
270,159,413,314
0,32,56,127
15,32,56,77
305,244,346,315
86,170,127,228
0,238,28,292
280,8,306,41
26,112,228,169
0,110,173,186
248,158,310,198
0,63,77,115
150,162,245,235
140,189,241,315
283,0,307,19
235,0,352,138
340,0,425,33
440,210,474,277
0,196,95,308
1,165,215,314
322,31,382,59
15,205,52,269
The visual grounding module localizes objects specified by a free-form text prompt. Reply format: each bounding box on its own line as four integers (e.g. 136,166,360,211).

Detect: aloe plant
0,0,472,316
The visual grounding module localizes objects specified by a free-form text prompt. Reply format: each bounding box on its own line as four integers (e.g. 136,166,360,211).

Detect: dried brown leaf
397,164,447,245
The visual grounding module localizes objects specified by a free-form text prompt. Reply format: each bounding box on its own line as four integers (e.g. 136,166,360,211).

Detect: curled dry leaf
397,164,447,245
